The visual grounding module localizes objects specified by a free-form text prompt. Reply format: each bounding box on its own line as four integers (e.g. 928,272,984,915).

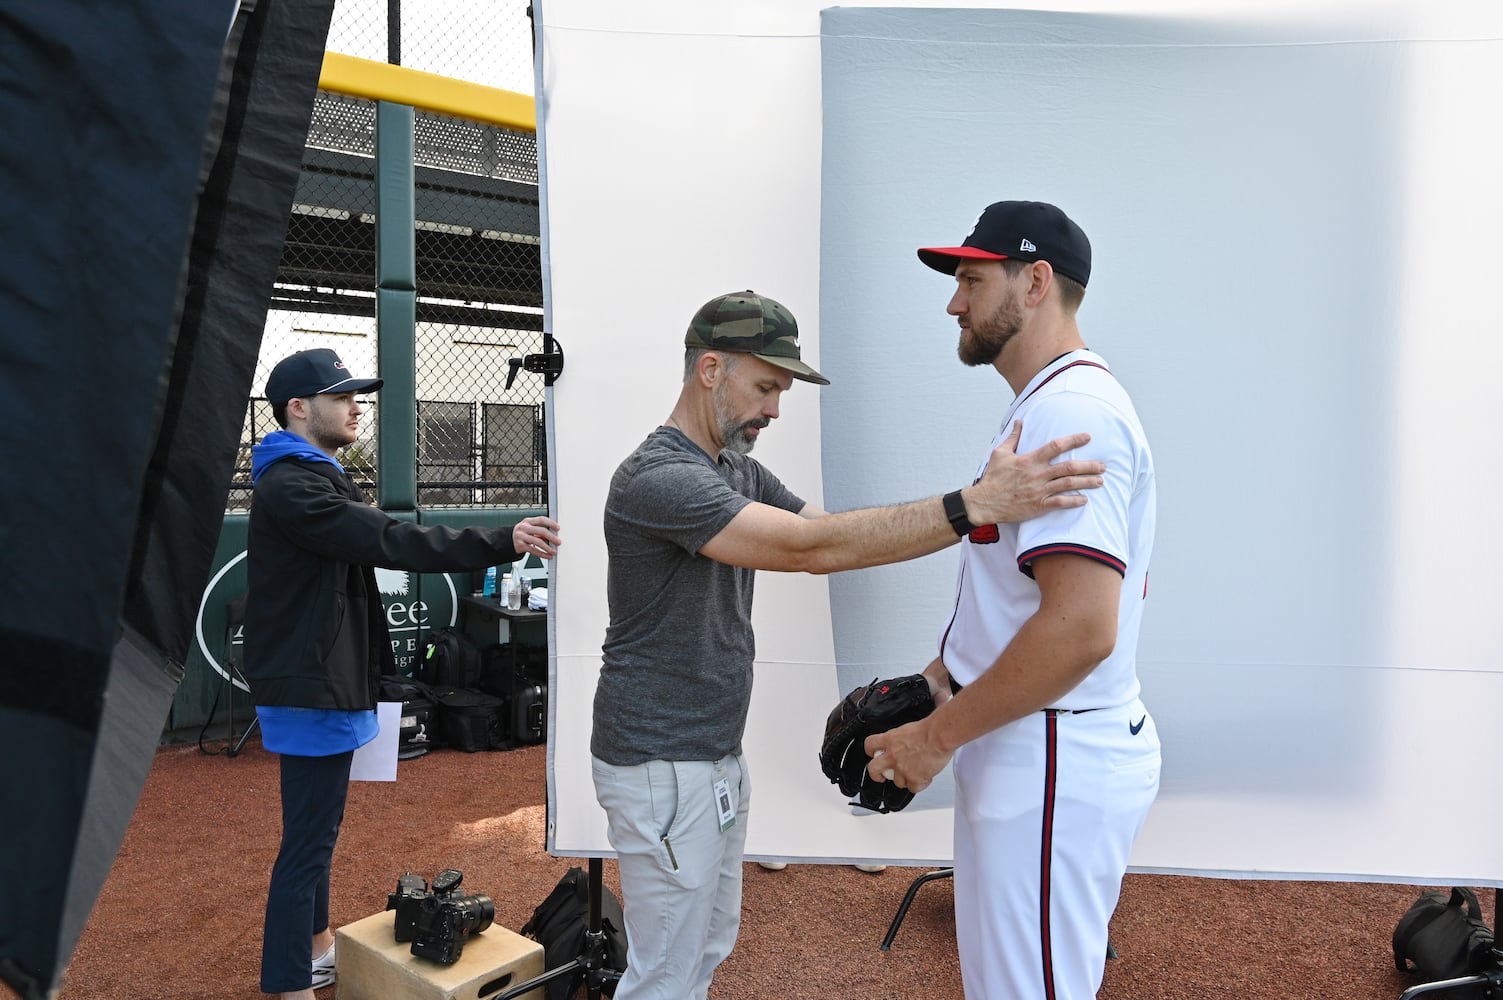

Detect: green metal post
375,100,417,511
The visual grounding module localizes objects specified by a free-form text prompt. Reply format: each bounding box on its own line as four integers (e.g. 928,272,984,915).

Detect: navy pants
260,750,352,993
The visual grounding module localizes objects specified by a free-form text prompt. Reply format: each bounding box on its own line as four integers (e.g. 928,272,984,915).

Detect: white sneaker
757,861,788,871
311,941,336,989
854,864,887,873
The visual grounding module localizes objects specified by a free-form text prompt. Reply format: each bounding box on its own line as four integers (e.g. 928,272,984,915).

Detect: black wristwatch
942,490,976,536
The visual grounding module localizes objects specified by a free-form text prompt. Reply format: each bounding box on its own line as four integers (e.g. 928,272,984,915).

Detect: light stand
222,595,258,756
198,596,260,757
1398,889,1502,999
494,857,622,1000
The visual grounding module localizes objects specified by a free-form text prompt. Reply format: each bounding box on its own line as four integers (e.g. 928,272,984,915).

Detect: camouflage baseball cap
684,290,829,385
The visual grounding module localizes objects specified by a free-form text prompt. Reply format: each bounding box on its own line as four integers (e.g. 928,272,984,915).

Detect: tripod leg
881,868,955,951
225,648,235,752
228,713,259,757
1397,972,1495,999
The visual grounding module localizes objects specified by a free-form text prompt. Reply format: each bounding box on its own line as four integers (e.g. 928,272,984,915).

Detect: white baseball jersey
940,348,1155,710
941,347,1161,1000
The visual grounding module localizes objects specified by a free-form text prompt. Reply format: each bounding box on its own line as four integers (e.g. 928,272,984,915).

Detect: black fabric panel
123,0,337,661
0,4,228,678
0,630,106,731
60,627,181,994
0,3,234,989
0,0,334,995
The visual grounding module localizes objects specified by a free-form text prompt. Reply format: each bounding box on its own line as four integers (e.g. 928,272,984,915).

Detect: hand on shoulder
962,420,1105,526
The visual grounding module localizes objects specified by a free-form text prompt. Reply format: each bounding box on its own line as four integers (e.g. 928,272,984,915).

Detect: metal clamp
507,332,565,388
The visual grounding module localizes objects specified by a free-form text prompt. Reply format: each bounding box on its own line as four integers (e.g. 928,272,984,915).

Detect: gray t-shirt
592,426,804,766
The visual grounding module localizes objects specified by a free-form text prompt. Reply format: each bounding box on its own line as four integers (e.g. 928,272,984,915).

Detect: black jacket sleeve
257,460,523,571
244,458,530,710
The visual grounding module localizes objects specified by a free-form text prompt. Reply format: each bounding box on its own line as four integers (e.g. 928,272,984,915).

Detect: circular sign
194,553,461,688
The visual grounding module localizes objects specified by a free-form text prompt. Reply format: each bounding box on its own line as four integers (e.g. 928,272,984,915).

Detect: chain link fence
412,104,543,507
326,0,536,95
229,1,541,512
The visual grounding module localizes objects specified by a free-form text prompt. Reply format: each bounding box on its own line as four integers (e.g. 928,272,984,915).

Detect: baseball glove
818,674,935,813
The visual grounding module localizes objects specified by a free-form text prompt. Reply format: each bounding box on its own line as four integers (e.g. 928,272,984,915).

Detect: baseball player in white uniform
866,201,1160,999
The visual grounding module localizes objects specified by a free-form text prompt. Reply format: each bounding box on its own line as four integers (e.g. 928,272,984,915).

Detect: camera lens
453,894,495,935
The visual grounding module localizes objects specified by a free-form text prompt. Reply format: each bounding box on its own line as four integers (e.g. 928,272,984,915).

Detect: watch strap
942,490,975,537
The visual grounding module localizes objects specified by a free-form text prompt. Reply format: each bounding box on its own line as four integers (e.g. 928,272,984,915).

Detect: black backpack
521,867,628,1000
1393,886,1496,996
429,686,510,752
418,627,483,690
479,640,547,699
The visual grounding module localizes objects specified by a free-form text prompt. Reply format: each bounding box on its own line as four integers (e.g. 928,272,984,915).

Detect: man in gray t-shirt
592,289,1107,1000
595,429,801,767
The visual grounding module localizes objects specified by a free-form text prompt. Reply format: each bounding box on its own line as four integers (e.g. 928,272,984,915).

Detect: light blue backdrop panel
819,10,1403,835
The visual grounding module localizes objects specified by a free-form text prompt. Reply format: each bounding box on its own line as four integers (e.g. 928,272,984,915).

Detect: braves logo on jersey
968,523,1000,544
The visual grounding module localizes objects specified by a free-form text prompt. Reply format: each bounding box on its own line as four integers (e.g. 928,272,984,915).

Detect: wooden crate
335,908,545,1000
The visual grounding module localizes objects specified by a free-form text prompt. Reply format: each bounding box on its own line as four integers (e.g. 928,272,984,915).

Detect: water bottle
503,572,520,610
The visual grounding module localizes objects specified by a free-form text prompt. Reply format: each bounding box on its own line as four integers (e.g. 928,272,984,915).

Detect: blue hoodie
248,429,377,756
251,429,343,482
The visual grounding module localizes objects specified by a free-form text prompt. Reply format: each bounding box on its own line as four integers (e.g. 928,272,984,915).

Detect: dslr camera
386,868,495,964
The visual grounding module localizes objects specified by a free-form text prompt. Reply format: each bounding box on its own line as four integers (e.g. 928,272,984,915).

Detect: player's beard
305,399,358,453
712,379,767,455
958,287,1024,367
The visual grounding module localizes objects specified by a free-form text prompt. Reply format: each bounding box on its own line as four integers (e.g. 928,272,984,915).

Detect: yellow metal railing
318,51,535,132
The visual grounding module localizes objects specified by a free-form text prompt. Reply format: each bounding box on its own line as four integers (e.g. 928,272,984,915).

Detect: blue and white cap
266,348,383,405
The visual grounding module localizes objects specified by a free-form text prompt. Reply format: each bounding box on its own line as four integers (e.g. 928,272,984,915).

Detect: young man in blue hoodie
244,348,562,1000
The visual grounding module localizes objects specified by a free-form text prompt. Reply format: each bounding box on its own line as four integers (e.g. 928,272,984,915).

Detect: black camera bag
419,627,482,691
379,675,440,758
1393,886,1496,994
521,867,627,1000
431,686,510,752
512,683,546,745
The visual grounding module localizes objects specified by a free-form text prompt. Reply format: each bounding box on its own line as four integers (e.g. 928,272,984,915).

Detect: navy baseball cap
265,348,383,406
918,201,1092,287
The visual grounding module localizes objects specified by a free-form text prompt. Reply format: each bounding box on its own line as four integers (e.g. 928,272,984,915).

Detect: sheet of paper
351,701,400,782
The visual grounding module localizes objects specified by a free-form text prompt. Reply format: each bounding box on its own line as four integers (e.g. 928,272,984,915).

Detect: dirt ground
41,739,1478,999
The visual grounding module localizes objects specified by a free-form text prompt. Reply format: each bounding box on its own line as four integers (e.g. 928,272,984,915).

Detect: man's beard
958,290,1023,367
713,383,766,455
306,404,356,453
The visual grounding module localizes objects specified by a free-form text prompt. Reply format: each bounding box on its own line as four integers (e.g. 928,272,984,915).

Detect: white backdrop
536,0,1503,883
